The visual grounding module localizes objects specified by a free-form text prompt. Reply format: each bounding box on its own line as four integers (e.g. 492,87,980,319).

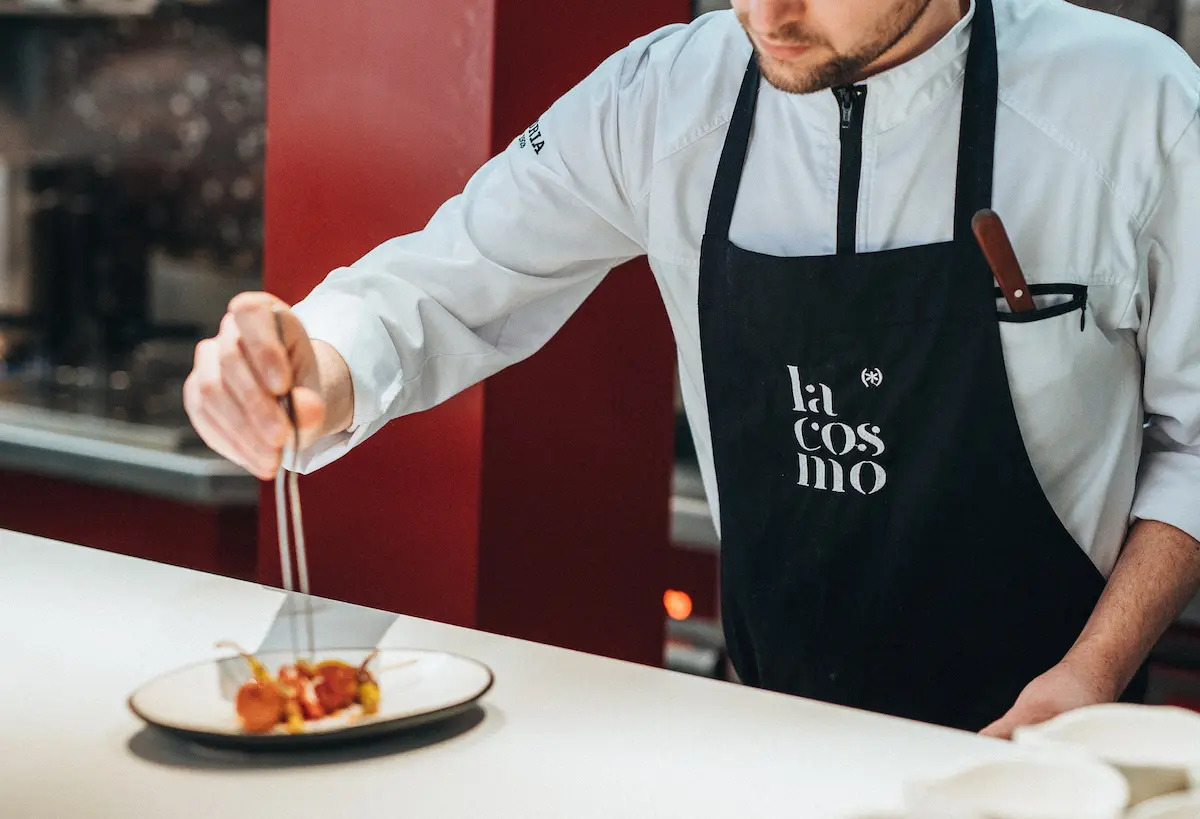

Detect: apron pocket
995,283,1088,328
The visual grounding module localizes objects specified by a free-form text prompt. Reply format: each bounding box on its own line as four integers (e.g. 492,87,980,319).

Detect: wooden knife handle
972,209,1036,314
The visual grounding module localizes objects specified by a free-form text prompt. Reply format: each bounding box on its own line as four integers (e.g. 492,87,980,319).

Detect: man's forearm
312,339,355,439
1064,519,1200,698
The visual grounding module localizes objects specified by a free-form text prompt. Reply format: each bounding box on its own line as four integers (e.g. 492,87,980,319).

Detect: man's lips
757,37,814,61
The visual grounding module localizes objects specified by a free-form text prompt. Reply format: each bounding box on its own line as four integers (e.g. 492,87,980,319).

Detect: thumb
289,385,327,451
979,711,1018,740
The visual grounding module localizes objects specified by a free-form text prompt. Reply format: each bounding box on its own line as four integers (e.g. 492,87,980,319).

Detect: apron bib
697,0,1146,731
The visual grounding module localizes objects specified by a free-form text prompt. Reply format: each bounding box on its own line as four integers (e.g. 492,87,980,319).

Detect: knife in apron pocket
972,209,1035,314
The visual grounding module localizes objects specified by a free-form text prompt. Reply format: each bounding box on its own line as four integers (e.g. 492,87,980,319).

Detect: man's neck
858,0,970,81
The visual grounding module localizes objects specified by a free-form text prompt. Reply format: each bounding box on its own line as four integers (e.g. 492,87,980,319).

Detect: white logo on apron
788,365,887,495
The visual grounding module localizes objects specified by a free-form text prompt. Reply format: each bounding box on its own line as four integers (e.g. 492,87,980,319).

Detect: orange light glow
663,590,693,621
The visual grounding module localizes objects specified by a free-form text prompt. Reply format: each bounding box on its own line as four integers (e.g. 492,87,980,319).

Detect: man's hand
183,292,352,479
980,520,1200,740
980,658,1118,740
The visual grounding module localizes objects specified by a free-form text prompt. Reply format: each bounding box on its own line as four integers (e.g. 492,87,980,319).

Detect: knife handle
972,209,1036,314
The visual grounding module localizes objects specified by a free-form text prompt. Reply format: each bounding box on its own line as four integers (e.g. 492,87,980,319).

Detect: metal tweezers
273,308,315,661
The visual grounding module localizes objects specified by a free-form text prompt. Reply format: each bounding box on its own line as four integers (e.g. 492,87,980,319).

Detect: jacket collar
763,0,977,135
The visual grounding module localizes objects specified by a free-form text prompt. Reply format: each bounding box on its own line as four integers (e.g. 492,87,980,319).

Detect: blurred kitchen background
2,0,1199,704
0,0,262,445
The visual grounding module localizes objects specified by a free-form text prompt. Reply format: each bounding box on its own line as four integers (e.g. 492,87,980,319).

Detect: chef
184,0,1200,736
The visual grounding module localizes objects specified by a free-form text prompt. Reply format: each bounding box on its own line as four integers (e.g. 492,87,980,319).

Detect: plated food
128,645,495,750
217,641,404,734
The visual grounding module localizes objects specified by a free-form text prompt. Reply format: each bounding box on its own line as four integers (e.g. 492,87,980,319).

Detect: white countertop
0,529,1023,819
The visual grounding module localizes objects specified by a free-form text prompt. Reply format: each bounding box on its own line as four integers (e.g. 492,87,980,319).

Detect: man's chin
755,52,831,95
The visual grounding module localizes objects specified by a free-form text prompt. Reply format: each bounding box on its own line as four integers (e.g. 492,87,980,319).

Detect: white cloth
292,0,1200,577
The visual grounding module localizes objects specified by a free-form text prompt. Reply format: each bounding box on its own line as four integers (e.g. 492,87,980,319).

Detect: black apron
698,0,1146,731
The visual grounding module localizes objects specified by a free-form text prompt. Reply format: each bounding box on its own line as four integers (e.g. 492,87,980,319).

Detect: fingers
979,701,1050,740
183,291,327,478
290,385,328,451
229,292,314,397
979,715,1015,740
195,401,280,480
216,314,289,450
185,337,282,479
271,388,326,467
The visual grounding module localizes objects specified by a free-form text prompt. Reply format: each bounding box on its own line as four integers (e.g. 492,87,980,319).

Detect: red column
262,0,687,664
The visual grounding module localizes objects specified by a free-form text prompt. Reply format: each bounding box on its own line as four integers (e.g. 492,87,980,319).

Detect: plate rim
127,645,496,743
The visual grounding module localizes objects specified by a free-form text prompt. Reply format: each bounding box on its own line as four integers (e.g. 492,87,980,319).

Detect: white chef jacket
291,0,1200,579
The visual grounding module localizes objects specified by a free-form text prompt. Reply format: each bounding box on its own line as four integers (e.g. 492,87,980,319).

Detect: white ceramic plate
1126,792,1200,819
1012,704,1200,771
1013,704,1200,804
129,647,494,750
902,755,1130,819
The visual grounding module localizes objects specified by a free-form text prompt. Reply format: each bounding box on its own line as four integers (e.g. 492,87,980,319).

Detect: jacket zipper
832,84,867,256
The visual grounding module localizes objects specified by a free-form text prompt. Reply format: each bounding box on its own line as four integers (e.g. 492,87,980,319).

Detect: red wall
263,0,688,664
260,0,500,628
473,1,682,663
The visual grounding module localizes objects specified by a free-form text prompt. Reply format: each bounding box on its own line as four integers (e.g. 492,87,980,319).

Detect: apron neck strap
704,54,762,242
952,0,998,242
705,0,999,247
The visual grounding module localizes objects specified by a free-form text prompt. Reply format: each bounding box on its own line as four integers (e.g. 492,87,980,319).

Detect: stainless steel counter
670,462,718,553
0,417,258,506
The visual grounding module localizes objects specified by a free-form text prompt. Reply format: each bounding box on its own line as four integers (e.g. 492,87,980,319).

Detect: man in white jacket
184,0,1200,736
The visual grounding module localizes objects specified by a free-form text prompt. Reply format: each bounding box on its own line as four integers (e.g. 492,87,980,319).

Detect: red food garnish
298,678,325,720
217,642,390,734
278,665,325,720
234,679,285,733
314,662,359,713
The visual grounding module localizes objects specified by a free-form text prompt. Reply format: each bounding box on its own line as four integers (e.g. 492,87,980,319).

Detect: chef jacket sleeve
1128,101,1200,544
287,28,678,473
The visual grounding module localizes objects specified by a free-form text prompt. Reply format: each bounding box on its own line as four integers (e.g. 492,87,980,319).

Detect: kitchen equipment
972,208,1036,313
0,156,181,370
0,7,263,448
902,754,1129,819
0,0,158,16
1013,703,1200,805
128,647,495,750
0,156,34,366
274,307,314,661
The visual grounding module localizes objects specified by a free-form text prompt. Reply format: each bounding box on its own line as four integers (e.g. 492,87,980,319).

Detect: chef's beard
739,0,935,95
